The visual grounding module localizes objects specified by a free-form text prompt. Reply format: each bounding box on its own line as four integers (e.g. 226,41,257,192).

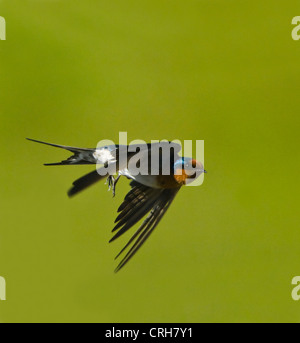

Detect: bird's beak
196,168,206,174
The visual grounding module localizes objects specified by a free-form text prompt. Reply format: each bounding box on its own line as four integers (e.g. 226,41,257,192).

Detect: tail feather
26,138,93,152
27,138,97,165
27,138,118,196
44,159,95,166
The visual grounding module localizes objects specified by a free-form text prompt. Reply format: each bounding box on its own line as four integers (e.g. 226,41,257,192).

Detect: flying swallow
27,138,206,272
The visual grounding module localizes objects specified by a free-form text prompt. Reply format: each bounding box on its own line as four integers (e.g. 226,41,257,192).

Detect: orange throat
173,168,189,185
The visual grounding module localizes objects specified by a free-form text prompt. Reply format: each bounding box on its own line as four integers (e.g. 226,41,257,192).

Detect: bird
27,138,206,272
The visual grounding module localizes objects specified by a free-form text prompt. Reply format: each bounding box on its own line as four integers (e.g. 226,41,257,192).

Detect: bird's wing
68,168,107,197
110,181,180,272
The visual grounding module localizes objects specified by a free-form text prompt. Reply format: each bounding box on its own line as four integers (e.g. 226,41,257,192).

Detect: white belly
119,168,161,188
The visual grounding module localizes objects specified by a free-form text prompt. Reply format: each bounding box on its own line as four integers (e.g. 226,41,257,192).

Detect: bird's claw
106,175,120,197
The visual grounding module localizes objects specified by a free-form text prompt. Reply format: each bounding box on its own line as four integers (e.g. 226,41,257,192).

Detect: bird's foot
106,175,120,197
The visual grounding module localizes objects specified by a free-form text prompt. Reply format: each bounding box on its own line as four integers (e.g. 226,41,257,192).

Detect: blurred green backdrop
0,0,299,323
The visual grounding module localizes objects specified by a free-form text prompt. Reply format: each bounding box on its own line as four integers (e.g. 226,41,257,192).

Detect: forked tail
26,138,97,165
27,138,117,196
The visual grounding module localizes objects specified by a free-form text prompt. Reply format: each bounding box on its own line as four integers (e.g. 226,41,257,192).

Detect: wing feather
111,181,180,272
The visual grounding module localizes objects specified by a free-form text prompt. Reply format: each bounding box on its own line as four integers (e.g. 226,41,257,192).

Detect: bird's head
173,157,206,185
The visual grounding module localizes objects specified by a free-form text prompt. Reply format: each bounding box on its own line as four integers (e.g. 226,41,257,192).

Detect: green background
0,0,299,323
